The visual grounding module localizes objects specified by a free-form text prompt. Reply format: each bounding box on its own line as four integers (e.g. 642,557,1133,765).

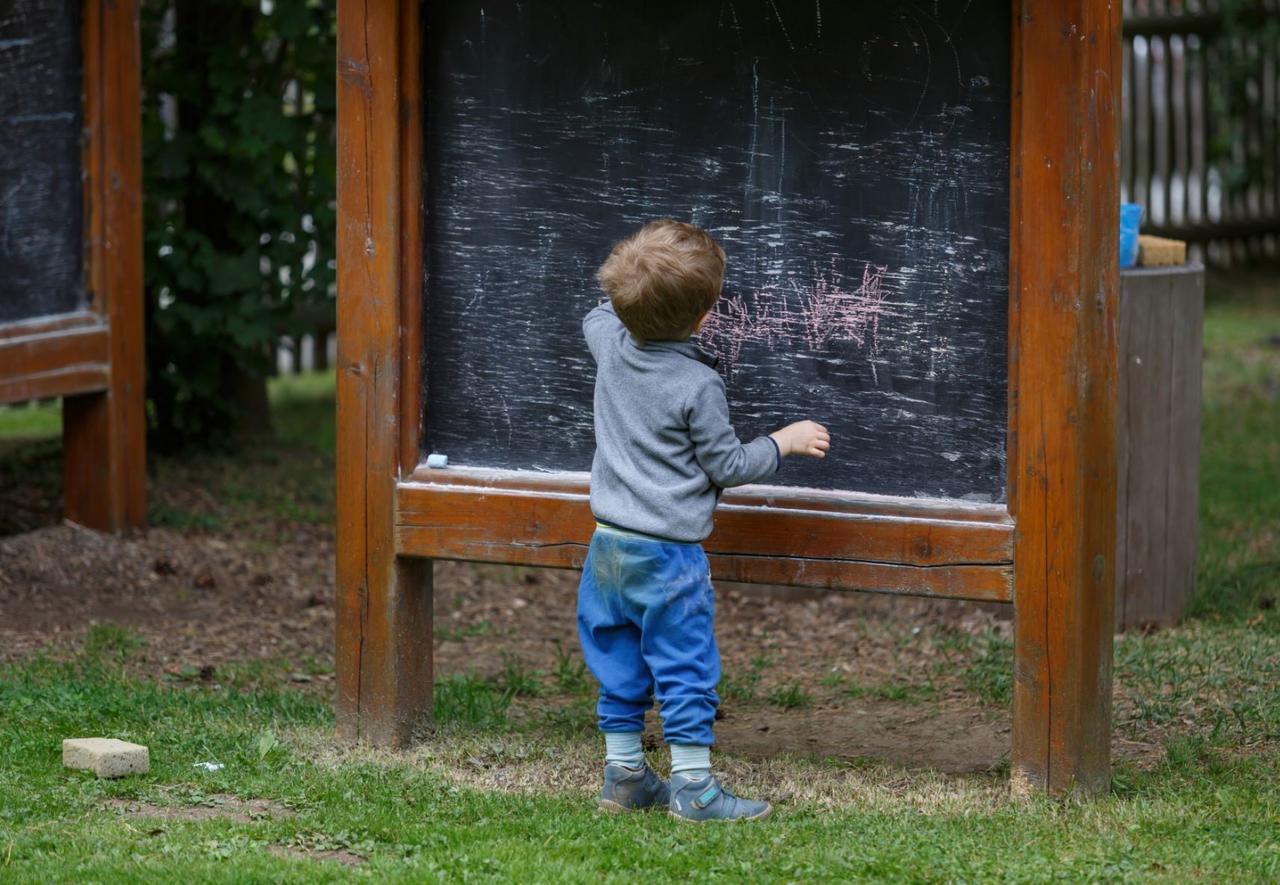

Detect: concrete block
62,738,150,778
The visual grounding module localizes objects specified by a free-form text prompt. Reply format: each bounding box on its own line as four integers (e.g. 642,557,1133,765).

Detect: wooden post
335,0,433,746
1009,0,1121,796
63,0,146,532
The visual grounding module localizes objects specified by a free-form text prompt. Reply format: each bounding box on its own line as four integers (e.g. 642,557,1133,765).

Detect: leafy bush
141,0,335,450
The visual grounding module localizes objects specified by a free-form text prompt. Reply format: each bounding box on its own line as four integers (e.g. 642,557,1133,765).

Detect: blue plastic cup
1120,203,1143,269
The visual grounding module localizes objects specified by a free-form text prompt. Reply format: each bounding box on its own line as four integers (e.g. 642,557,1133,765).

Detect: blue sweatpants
576,525,720,747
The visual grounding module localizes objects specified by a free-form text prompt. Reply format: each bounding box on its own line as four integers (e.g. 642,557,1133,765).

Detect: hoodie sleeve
582,300,624,362
685,373,780,488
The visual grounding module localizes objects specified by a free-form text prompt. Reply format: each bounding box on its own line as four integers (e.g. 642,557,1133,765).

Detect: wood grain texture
1115,266,1204,630
397,518,1012,601
0,310,101,341
63,0,146,532
0,318,108,404
402,464,1013,524
1009,0,1121,797
0,365,109,404
335,0,432,747
396,471,1015,601
0,318,106,383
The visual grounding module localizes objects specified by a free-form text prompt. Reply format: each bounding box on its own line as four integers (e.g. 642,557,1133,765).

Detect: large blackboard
0,0,85,325
423,1,1010,502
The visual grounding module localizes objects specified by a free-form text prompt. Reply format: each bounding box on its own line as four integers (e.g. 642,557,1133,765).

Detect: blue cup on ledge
1120,202,1143,269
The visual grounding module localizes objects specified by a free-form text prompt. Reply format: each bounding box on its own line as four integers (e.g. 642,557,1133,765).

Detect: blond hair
596,219,725,341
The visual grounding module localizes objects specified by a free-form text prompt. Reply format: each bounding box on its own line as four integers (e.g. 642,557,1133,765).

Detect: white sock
604,732,644,768
670,744,711,779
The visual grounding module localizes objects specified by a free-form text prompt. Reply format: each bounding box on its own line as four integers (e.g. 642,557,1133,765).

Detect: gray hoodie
584,302,780,542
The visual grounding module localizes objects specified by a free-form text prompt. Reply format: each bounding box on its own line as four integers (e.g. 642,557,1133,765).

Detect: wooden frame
0,0,145,532
336,0,1121,794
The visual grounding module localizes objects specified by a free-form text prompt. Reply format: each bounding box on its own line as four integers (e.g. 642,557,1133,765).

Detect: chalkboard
423,0,1010,502
0,0,85,325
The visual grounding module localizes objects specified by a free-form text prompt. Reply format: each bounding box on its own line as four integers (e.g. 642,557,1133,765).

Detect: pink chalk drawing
699,260,889,369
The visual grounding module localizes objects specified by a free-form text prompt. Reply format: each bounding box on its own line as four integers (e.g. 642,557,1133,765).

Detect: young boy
579,219,830,822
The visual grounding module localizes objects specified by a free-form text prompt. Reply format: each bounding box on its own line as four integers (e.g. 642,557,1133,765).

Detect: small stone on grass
63,738,149,778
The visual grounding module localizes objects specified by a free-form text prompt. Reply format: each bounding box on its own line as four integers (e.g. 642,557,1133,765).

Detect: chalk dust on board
421,0,1010,501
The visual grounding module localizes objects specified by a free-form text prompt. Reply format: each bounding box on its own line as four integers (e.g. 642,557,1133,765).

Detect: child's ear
692,311,710,334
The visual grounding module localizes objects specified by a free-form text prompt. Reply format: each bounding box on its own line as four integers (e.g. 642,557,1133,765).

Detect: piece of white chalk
426,453,448,468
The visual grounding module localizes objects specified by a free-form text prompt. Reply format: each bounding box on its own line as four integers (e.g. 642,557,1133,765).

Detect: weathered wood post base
63,388,145,532
335,556,433,747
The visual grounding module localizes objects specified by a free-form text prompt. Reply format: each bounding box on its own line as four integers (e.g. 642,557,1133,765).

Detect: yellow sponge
1138,235,1187,267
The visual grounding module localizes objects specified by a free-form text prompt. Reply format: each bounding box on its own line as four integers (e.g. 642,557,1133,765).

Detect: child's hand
770,421,831,459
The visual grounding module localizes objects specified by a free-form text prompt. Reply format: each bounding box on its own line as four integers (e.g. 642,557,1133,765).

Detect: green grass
721,654,771,702
2,627,1279,881
844,681,938,704
431,673,518,730
270,370,338,456
766,683,813,710
0,398,60,439
1192,275,1280,621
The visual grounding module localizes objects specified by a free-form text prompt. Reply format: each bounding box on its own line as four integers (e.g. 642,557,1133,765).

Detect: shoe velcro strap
692,783,721,810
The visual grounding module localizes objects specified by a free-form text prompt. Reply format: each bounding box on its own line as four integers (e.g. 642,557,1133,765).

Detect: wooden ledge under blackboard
395,466,1014,604
0,311,110,405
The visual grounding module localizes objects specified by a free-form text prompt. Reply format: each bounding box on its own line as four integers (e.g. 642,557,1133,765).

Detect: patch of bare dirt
106,794,293,823
715,698,1010,774
267,845,365,867
0,523,335,671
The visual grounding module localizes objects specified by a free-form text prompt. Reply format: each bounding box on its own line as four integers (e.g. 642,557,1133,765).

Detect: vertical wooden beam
398,0,425,476
336,0,433,747
1010,0,1121,795
65,0,146,532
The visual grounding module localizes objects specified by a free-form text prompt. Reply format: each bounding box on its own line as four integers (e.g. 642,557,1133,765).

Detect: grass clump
432,673,515,731
1193,280,1280,621
961,631,1014,707
498,655,543,698
551,643,593,696
722,654,772,702
845,681,937,704
767,683,812,710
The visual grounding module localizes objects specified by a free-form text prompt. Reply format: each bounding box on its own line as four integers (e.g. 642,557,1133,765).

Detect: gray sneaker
668,773,772,822
598,763,671,813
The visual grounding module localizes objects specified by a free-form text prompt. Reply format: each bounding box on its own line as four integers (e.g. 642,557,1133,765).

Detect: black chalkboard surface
423,1,1010,501
0,0,85,325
